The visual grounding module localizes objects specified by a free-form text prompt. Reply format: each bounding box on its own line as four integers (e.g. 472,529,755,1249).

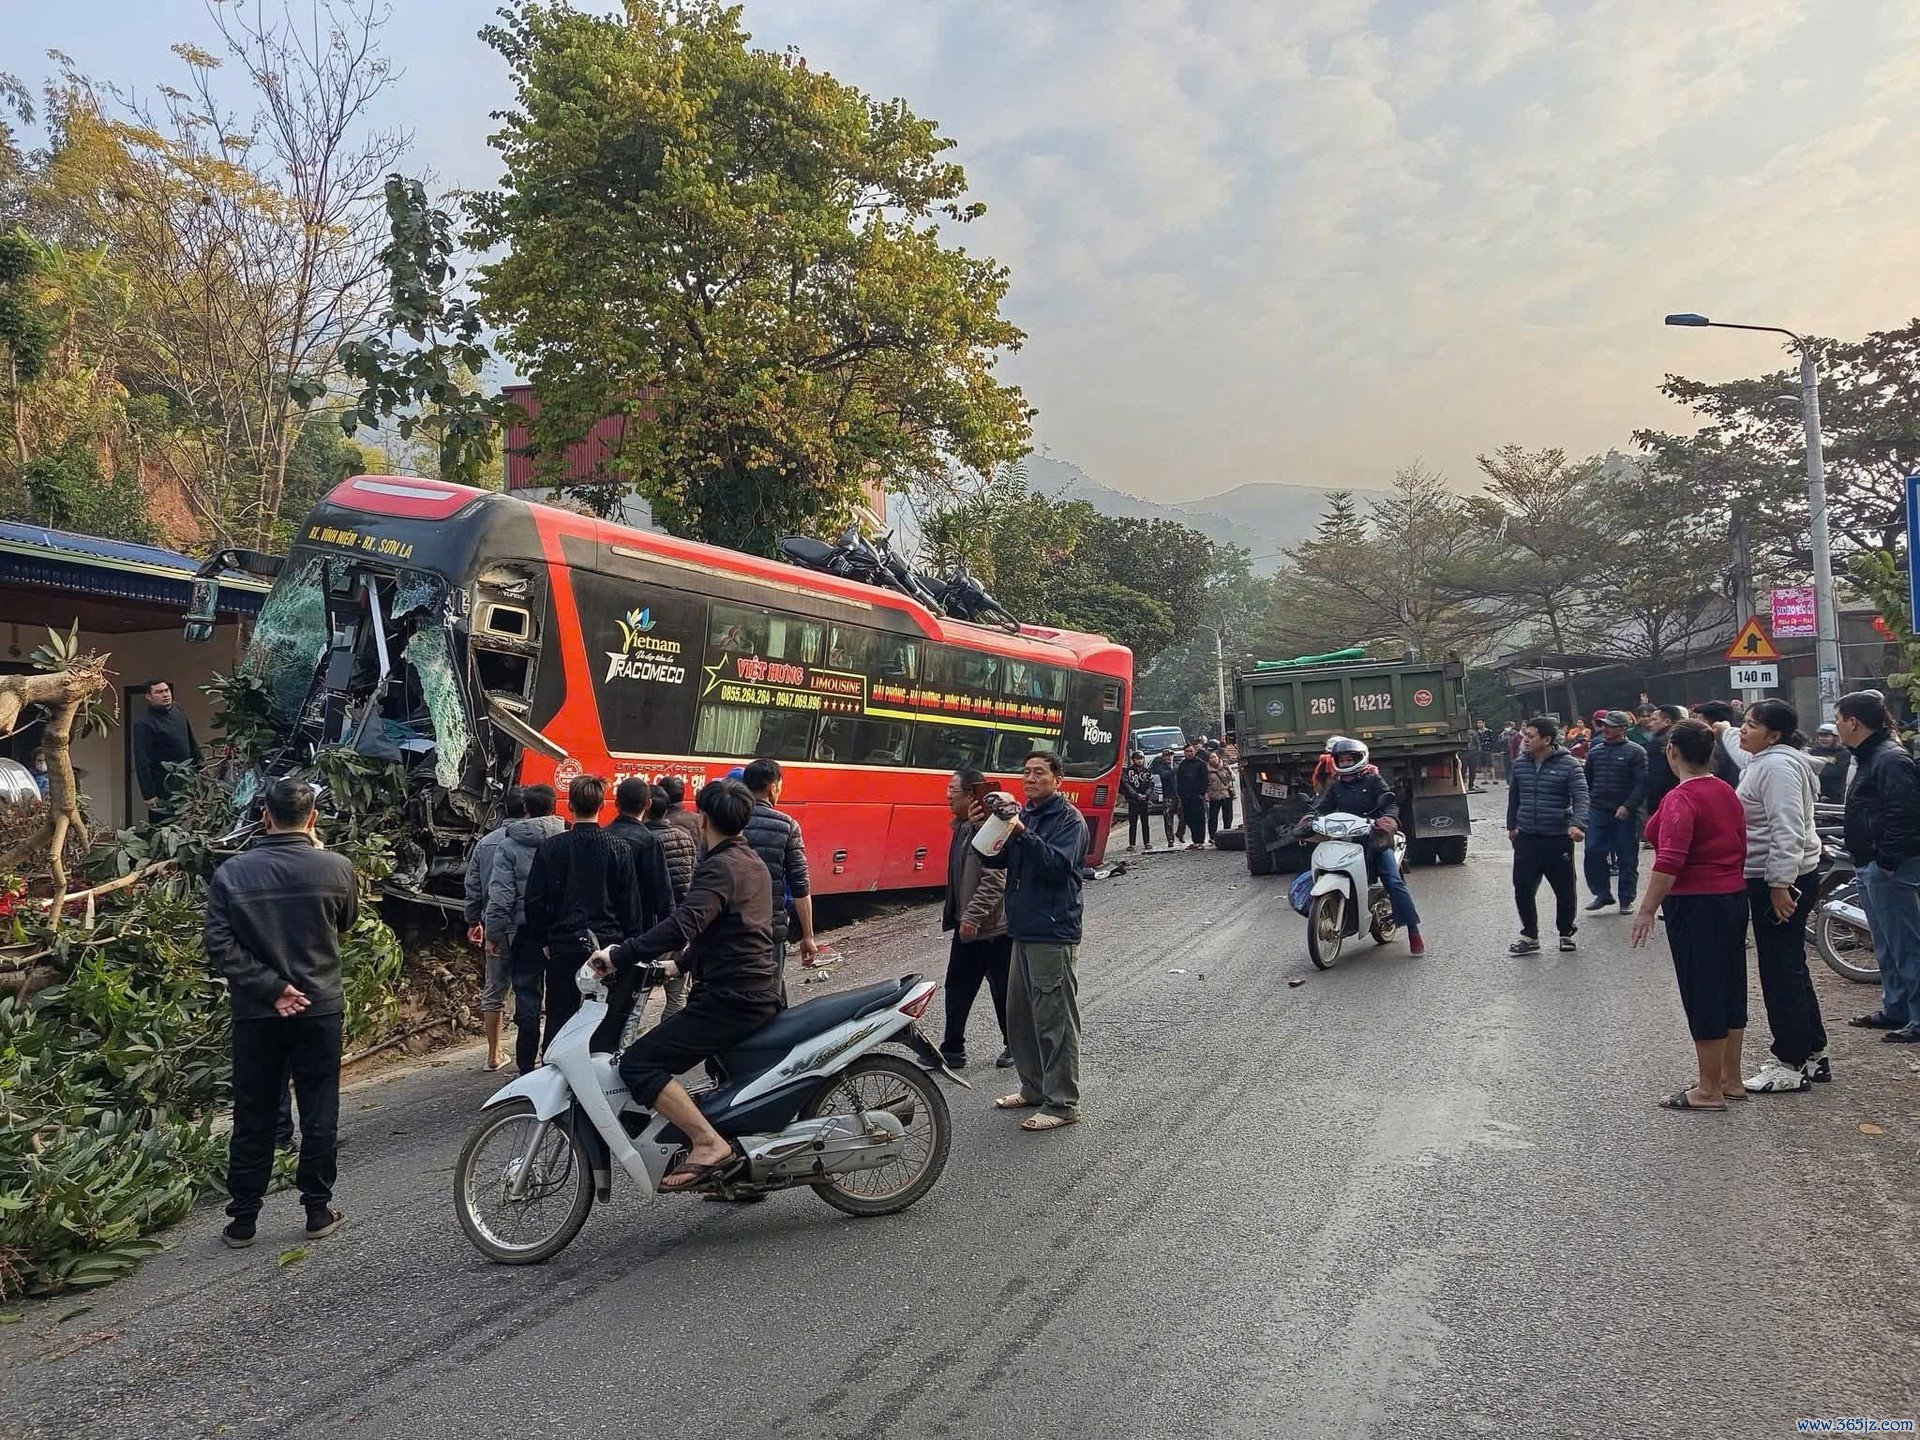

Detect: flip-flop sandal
1722,1091,1749,1102
1657,1090,1726,1112
1021,1112,1079,1131
660,1156,735,1191
994,1094,1040,1110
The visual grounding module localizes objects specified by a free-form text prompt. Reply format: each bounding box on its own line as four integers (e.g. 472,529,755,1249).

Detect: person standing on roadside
204,779,357,1249
1811,723,1851,804
1175,741,1211,851
742,758,819,999
982,752,1089,1131
602,777,679,1047
1734,700,1831,1092
523,775,641,1064
1629,719,1750,1111
1119,751,1160,851
1835,692,1920,1042
658,774,702,852
644,784,697,1021
1583,711,1648,916
940,766,1011,1070
1205,745,1236,839
1690,701,1748,784
1503,721,1524,786
484,784,565,1074
132,679,202,821
1643,705,1683,814
1564,714,1592,761
1507,716,1589,955
465,786,525,1071
1150,747,1181,847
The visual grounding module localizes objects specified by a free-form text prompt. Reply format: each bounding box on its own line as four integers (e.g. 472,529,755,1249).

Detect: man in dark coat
203,778,357,1248
1836,691,1920,1040
1174,742,1211,851
741,758,819,998
980,751,1089,1131
1583,710,1649,914
524,775,641,1060
132,679,201,820
592,780,782,1191
1506,715,1590,955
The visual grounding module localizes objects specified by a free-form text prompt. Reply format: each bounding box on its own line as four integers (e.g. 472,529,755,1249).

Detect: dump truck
1230,653,1471,876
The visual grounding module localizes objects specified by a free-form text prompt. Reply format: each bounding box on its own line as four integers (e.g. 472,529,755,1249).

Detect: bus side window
911,723,992,771
709,602,766,656
816,716,910,766
874,635,917,682
1006,661,1063,701
693,702,811,760
767,614,823,665
825,625,867,672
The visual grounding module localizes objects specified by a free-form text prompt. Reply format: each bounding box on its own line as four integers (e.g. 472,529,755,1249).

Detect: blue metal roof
0,521,268,615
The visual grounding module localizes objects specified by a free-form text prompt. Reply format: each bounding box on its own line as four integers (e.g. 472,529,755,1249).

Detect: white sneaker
1744,1060,1810,1094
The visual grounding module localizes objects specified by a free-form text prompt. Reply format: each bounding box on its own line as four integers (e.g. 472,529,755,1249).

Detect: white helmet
1328,736,1370,777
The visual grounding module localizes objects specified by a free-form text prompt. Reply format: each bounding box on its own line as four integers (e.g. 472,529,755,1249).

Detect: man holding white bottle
976,751,1089,1132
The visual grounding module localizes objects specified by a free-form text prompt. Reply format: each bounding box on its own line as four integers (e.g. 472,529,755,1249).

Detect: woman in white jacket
1736,698,1831,1093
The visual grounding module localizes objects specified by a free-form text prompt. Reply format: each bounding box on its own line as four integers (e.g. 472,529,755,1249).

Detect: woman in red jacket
1630,718,1750,1111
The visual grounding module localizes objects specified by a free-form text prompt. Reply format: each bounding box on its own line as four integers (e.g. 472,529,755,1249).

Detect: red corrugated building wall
501,383,885,522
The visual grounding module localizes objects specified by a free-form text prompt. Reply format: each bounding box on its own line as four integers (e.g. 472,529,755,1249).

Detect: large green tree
471,0,1033,553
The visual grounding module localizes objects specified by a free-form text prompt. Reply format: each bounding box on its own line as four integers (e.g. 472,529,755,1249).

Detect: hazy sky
15,1,1920,504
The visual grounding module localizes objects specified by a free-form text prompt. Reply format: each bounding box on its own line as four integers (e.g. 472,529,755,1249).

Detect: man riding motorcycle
1295,738,1425,955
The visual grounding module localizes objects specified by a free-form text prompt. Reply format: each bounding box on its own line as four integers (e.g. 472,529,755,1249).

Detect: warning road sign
1725,618,1781,663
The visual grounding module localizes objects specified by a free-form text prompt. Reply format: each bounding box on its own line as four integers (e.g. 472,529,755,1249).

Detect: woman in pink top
1630,719,1750,1111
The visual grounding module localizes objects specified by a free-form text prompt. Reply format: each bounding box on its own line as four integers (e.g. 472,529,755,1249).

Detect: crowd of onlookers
1118,738,1239,851
1495,691,1920,1111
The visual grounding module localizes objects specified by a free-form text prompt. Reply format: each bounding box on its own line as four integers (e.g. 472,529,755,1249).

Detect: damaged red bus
216,475,1131,902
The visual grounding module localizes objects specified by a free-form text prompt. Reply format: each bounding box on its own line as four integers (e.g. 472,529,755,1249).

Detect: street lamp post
1664,313,1843,723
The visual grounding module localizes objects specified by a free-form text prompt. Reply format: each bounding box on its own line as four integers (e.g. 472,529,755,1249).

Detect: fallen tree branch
23,861,177,911
343,1015,464,1068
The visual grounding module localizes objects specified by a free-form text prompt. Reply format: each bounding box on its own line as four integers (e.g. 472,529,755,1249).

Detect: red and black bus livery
236,475,1131,900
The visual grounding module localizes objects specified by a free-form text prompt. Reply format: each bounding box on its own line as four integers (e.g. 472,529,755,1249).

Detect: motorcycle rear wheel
1307,891,1344,969
801,1053,951,1217
455,1099,595,1265
1815,895,1878,984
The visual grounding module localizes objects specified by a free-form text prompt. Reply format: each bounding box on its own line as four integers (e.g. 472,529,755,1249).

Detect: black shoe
1883,1026,1920,1044
1849,1010,1902,1029
995,1048,1015,1068
305,1206,346,1239
221,1219,257,1249
1584,895,1615,912
1508,936,1541,955
1559,936,1578,952
939,1048,968,1070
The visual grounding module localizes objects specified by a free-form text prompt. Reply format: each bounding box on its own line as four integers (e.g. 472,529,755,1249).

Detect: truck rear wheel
1436,837,1468,865
1246,841,1276,876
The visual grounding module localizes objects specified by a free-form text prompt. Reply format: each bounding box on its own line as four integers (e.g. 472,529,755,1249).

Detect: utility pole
1214,627,1228,738
1801,347,1842,723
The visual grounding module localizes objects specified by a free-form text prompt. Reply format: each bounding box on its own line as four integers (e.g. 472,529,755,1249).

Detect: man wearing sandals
978,752,1089,1131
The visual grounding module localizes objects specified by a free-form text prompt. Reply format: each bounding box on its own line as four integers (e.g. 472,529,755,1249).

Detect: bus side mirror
184,576,220,643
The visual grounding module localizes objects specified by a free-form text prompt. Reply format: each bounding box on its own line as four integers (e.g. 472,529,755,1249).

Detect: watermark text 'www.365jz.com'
1795,1421,1916,1434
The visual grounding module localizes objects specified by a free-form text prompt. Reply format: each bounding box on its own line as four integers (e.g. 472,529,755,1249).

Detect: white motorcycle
454,964,966,1264
1301,811,1407,970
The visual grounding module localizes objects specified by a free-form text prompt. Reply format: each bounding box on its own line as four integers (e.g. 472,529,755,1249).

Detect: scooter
1813,843,1877,984
1301,811,1406,970
454,963,967,1265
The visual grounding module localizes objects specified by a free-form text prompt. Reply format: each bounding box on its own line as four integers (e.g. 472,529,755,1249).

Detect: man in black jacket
1583,710,1649,914
979,751,1089,1131
203,779,358,1248
645,784,698,1021
132,679,201,820
1174,741,1211,851
524,775,641,1060
1304,740,1423,954
742,758,819,998
1643,704,1683,813
1836,692,1920,1040
1506,716,1590,955
600,777,679,1046
591,780,781,1190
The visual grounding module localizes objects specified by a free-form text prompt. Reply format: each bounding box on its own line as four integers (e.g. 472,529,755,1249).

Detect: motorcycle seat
718,976,921,1077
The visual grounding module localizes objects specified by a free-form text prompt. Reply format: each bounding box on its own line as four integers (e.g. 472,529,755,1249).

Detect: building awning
0,522,269,619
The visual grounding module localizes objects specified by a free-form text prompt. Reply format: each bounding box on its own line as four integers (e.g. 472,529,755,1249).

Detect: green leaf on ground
276,1247,308,1268
55,1304,92,1323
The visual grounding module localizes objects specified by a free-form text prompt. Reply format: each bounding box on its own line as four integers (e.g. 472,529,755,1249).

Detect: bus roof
320,474,1130,670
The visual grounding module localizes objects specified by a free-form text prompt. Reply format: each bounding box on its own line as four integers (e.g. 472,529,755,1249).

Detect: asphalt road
7,791,1919,1438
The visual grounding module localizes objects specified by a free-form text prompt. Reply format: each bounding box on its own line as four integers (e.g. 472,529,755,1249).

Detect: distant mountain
1025,455,1384,571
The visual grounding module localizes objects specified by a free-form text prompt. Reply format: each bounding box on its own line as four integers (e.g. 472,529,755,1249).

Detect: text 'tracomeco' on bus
206,475,1132,904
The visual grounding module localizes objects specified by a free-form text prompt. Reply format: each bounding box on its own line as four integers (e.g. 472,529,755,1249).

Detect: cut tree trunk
0,661,111,926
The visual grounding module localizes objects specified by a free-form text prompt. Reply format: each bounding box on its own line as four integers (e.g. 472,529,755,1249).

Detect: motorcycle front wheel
1307,891,1345,969
801,1053,951,1217
1815,897,1878,984
455,1099,595,1265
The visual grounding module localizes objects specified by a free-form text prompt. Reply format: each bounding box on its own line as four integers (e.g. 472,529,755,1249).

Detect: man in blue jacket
1583,710,1648,915
980,751,1088,1131
1506,715,1590,955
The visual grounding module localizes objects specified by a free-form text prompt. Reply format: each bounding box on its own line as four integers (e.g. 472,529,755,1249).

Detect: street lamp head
1664,312,1711,327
